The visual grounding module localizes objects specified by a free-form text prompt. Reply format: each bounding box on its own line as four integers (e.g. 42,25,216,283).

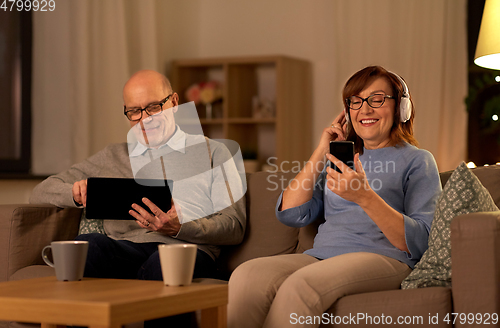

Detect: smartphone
330,141,355,173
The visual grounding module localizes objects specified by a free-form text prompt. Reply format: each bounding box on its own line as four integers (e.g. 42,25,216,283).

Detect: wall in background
0,180,42,205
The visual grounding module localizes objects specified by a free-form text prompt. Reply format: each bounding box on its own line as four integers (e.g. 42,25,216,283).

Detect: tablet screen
85,177,173,220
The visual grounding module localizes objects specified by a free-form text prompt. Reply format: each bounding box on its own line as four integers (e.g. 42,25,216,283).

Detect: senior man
30,70,246,282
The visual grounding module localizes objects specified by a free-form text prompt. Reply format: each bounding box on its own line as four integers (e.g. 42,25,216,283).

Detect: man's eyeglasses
124,94,173,121
346,93,394,110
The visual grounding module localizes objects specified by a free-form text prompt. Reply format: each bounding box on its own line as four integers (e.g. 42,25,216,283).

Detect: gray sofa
1,166,500,327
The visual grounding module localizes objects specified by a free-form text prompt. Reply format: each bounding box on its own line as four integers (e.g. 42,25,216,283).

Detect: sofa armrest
451,211,500,326
0,204,82,282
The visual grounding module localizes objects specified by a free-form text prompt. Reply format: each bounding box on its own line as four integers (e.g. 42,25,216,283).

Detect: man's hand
129,198,181,236
72,179,88,207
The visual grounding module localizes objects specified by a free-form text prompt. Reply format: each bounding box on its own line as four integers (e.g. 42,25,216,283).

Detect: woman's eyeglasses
346,93,394,110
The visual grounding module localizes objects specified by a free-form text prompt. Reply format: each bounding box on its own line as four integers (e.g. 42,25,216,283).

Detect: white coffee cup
158,244,197,286
42,241,89,281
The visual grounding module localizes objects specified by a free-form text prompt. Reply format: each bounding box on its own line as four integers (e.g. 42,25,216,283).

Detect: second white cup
158,244,197,286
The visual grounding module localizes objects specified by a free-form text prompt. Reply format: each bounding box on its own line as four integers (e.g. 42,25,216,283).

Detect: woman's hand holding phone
326,153,372,205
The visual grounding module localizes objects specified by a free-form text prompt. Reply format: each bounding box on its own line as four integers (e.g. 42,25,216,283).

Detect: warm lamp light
466,161,477,168
474,0,500,69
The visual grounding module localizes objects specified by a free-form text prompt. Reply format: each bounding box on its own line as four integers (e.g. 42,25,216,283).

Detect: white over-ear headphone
390,71,412,123
344,71,412,124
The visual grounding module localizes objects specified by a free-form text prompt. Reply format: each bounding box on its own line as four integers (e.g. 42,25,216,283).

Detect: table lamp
474,0,500,69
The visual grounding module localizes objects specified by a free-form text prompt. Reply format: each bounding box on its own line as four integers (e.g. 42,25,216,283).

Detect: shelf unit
171,55,312,171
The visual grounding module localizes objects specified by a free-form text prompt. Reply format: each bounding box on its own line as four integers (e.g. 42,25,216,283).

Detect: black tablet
85,177,173,220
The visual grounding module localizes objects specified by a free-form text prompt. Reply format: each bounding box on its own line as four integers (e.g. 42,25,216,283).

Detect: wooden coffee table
0,276,227,328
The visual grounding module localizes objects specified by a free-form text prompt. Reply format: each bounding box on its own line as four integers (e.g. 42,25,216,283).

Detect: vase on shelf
205,103,212,120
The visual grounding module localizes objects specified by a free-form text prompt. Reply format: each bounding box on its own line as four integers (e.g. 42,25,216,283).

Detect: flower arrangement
185,81,223,105
185,81,223,119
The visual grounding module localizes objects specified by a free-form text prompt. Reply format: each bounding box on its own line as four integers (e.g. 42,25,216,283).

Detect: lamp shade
474,0,500,70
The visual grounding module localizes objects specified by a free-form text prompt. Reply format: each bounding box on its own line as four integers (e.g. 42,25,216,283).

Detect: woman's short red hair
342,66,418,154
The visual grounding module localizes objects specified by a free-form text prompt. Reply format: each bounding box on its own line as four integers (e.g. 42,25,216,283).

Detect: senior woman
227,66,442,328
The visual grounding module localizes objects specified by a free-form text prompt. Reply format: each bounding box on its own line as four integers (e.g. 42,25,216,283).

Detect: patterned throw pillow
401,162,499,289
78,208,105,235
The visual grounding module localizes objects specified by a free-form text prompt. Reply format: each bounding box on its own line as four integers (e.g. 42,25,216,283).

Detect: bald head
123,70,172,101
